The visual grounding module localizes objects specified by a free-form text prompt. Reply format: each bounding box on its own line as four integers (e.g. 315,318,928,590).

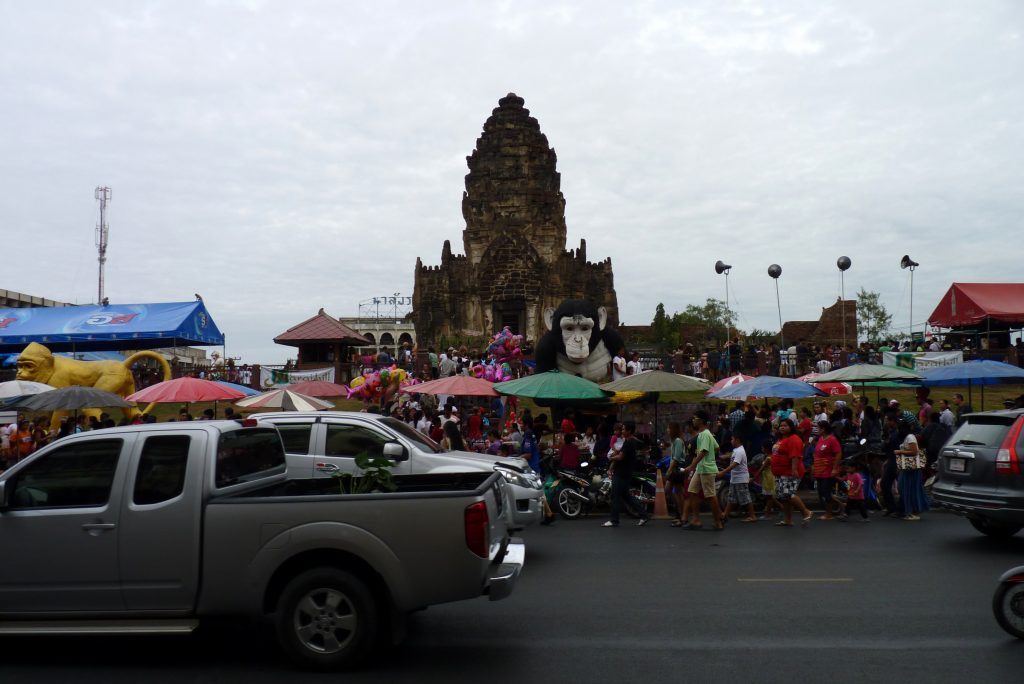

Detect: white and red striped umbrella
798,373,854,396
704,373,755,397
235,389,334,411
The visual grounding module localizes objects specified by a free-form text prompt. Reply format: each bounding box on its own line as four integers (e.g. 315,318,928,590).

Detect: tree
651,303,675,351
857,288,892,343
674,298,736,347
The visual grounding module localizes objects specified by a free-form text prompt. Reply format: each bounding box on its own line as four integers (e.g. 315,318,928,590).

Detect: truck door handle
315,463,340,472
82,523,116,536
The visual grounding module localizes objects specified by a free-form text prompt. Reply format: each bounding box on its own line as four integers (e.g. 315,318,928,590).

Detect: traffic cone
653,469,671,520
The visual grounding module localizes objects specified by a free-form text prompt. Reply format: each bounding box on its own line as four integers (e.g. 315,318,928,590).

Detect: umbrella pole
969,379,973,410
981,384,984,411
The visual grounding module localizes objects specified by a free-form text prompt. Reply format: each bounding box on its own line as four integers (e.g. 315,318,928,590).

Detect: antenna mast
95,186,111,304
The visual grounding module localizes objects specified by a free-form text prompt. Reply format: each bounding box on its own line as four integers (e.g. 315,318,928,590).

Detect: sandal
774,521,793,527
741,517,758,523
671,519,684,527
802,514,813,527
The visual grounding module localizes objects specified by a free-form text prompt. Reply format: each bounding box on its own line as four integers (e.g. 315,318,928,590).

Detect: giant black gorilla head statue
534,299,625,383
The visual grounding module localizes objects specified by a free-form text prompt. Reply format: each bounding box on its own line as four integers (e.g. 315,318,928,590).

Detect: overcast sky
3,1,1022,363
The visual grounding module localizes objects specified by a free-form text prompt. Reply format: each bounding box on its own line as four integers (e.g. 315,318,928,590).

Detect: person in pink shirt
813,420,843,520
837,460,869,521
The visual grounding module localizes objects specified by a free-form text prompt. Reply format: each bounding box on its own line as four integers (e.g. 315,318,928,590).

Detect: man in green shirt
683,410,724,530
428,347,439,379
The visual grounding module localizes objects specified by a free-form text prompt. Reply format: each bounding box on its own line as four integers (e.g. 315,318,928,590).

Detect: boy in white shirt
717,434,757,522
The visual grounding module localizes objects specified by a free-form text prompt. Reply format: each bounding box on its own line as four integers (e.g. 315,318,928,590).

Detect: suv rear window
215,428,286,488
946,417,1014,449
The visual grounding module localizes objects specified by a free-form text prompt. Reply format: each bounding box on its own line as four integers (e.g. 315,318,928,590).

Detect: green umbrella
812,364,924,383
600,370,709,393
494,370,610,401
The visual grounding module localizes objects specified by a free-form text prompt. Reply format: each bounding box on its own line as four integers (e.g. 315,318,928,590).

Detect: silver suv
252,411,544,529
933,409,1024,537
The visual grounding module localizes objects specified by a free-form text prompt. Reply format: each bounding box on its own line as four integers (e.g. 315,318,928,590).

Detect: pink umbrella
798,373,854,396
285,379,350,397
399,375,498,397
704,373,755,397
126,377,248,403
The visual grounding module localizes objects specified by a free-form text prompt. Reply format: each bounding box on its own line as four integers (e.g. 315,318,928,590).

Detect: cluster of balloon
348,365,417,401
471,360,513,383
486,326,523,362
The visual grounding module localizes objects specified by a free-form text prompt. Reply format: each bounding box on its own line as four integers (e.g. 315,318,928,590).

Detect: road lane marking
737,578,854,583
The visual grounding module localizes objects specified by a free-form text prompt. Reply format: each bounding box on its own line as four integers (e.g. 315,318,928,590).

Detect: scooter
993,566,1024,639
548,461,615,520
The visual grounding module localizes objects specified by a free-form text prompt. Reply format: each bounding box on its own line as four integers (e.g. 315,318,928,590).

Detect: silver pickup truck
0,420,523,670
252,411,545,529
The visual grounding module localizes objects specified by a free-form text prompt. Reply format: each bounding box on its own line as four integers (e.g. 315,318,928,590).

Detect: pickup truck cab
0,420,523,670
252,411,544,529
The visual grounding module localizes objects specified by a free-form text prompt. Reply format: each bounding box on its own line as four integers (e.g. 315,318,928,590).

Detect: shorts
815,477,834,503
775,476,799,501
727,482,752,506
687,472,717,498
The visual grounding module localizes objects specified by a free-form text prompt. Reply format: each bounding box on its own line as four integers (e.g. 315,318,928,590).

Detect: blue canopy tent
0,301,225,354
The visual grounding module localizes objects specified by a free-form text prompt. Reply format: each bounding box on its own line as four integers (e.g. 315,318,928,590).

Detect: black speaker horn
837,256,852,271
900,255,919,270
768,264,782,279
715,260,732,275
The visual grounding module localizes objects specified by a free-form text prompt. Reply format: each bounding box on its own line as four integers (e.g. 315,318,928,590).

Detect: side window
133,435,190,505
276,424,313,454
324,425,387,459
10,439,123,509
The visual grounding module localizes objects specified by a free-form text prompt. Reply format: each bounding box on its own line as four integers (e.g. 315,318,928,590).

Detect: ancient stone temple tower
412,93,618,347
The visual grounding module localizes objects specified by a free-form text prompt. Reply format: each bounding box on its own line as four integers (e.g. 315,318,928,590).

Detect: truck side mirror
383,442,408,462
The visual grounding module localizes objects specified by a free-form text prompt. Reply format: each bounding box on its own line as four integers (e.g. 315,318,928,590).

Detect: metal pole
909,270,914,347
775,279,784,350
841,271,846,349
725,273,730,342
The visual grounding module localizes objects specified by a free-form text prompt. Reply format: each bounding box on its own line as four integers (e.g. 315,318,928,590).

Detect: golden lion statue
16,342,172,429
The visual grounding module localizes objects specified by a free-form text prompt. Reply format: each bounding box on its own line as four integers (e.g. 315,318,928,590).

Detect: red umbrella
126,377,248,403
285,379,350,397
798,373,854,396
399,375,498,397
704,373,755,397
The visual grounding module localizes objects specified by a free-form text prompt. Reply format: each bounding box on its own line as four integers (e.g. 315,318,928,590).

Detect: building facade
412,93,618,348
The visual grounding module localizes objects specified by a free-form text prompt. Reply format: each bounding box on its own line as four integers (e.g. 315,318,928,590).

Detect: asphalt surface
2,511,1022,683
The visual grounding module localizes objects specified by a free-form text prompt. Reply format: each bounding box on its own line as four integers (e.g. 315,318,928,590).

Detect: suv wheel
970,518,1022,538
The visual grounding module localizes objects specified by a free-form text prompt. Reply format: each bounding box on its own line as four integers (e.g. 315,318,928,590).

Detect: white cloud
1,0,1022,361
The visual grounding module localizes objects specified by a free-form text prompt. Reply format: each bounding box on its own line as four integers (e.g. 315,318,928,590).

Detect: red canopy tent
929,283,1024,328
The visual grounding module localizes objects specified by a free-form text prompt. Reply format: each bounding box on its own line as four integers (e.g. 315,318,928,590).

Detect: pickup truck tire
970,518,1022,538
275,567,379,670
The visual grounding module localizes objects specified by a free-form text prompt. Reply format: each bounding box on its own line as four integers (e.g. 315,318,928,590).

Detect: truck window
134,435,190,505
215,428,286,488
380,417,441,453
275,424,313,454
9,439,123,509
324,425,387,459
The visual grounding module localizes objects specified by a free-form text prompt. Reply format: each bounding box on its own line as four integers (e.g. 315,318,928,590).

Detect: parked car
0,420,524,670
252,411,544,529
932,408,1024,537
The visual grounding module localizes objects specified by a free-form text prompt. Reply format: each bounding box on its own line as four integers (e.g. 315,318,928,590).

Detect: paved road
2,512,1022,683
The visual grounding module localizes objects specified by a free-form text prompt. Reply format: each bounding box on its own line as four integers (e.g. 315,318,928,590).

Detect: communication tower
95,186,111,305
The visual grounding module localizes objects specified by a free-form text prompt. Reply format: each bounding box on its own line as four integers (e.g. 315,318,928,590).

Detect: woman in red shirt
813,421,843,520
770,419,813,527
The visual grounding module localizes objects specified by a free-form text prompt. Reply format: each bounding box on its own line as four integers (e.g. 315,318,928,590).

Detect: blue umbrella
214,380,261,397
707,375,827,400
921,360,1024,410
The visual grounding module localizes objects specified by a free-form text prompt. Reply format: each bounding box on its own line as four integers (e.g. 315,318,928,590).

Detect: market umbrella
214,380,261,397
797,373,854,396
13,386,135,411
126,377,248,403
921,360,1024,410
235,389,335,411
704,373,755,397
601,370,709,393
707,375,827,400
285,379,351,398
399,375,498,397
493,370,610,401
811,364,924,383
601,370,710,441
0,380,55,406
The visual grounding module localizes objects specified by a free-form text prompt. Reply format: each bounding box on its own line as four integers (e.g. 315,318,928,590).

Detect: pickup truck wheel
275,567,379,670
970,518,1022,538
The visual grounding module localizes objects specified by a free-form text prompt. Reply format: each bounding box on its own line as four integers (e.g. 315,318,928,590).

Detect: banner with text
260,366,335,388
883,351,963,370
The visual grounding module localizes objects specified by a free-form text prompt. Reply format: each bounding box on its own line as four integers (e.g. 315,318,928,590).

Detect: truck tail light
996,419,1023,476
464,501,489,559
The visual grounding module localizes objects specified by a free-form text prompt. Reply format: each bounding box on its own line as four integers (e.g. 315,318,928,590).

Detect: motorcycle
548,461,612,520
993,565,1024,639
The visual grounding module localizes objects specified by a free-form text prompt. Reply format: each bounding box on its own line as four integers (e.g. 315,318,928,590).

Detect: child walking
718,434,758,522
837,460,870,522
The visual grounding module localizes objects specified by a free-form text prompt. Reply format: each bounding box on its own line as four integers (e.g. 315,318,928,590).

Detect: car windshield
947,417,1014,448
380,417,441,453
